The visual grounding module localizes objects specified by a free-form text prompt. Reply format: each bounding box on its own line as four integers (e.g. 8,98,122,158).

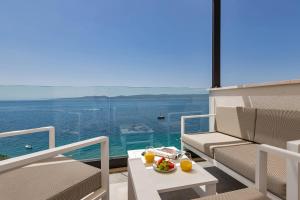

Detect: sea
0,94,209,160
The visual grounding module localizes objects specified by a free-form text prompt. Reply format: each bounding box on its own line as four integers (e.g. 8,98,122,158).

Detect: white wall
209,80,300,114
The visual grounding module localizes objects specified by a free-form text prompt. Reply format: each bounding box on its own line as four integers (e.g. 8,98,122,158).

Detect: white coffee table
127,147,218,200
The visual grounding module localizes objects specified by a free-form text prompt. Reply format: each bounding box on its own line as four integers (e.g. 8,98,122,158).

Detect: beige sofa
182,107,300,200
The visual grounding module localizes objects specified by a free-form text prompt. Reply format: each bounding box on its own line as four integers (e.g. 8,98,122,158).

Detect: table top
128,147,218,195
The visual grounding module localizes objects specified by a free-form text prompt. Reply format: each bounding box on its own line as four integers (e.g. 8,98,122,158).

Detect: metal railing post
49,126,55,149
101,137,110,200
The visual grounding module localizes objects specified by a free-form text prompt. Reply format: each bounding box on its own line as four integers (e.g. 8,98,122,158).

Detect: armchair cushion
182,132,250,157
214,144,286,199
254,108,300,149
0,156,101,200
215,107,256,141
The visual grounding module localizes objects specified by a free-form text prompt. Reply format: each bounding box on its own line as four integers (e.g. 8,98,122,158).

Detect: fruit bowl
153,157,176,173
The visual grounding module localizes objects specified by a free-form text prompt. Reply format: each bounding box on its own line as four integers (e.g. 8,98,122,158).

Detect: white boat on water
25,144,32,149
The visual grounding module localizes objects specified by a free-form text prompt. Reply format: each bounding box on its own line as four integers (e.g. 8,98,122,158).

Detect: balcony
1,80,300,200
1,0,300,200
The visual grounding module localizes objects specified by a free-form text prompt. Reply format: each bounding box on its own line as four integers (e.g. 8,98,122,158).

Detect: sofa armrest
181,114,215,135
257,144,300,200
287,140,300,152
286,139,300,200
0,136,108,172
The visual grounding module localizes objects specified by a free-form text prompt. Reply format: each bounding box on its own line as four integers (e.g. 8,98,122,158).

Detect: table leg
128,167,136,200
205,184,216,196
193,184,216,197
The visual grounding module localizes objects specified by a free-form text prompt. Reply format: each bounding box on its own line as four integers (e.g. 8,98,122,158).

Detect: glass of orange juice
180,152,192,172
144,146,155,164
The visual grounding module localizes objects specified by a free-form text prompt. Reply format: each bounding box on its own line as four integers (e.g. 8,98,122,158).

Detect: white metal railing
181,114,215,135
256,144,300,200
0,126,56,148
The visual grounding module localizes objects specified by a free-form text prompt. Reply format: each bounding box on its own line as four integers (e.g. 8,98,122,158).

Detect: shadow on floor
160,188,200,200
159,166,247,200
205,167,247,193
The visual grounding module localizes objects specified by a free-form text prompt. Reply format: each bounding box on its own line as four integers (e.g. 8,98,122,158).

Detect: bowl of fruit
153,157,176,173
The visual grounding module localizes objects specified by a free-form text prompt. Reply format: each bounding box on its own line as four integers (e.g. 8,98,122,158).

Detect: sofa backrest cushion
215,107,256,141
254,108,300,149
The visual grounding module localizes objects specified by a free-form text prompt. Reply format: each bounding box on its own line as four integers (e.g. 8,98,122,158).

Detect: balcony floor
109,161,247,200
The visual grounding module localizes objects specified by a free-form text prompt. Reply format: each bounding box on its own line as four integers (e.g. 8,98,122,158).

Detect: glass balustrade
0,86,209,160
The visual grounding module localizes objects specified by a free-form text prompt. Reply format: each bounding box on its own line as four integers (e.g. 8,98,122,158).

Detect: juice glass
144,146,155,164
180,152,192,172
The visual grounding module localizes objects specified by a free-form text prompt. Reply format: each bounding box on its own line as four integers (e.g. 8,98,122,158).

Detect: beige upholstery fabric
215,107,256,141
193,188,270,200
182,132,250,157
0,156,101,200
214,144,286,199
254,108,300,149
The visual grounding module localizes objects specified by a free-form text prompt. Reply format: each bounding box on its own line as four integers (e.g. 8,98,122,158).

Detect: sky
0,0,299,88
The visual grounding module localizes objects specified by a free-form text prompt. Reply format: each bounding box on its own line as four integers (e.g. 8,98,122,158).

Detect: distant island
53,94,209,101
0,85,208,101
0,93,209,102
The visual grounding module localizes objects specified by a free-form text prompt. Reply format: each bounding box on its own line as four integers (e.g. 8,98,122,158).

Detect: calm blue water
0,94,209,160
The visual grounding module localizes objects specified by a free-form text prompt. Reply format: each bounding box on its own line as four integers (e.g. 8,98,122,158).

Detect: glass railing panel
0,86,208,160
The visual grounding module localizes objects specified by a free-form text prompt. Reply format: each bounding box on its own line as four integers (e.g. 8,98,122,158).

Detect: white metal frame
0,127,109,200
256,144,300,200
181,114,216,136
181,114,216,151
0,126,56,148
180,114,296,200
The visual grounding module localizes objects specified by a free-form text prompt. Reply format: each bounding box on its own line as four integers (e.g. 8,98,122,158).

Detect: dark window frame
212,0,221,88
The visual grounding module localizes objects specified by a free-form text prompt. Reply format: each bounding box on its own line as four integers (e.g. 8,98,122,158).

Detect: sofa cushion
182,132,250,157
193,187,270,200
0,156,101,200
254,108,300,149
214,144,286,199
215,107,256,141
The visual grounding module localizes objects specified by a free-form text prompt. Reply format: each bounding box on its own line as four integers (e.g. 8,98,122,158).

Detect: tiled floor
109,161,247,200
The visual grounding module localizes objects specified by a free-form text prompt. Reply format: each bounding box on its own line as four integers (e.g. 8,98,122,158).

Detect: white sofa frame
181,114,300,200
0,126,109,200
257,144,300,200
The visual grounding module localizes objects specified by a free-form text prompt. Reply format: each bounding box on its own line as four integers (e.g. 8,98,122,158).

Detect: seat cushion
215,107,256,141
182,132,250,157
193,188,270,200
214,144,286,199
255,108,300,149
0,156,101,200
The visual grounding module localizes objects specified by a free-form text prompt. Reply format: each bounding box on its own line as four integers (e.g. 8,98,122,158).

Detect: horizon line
0,84,207,90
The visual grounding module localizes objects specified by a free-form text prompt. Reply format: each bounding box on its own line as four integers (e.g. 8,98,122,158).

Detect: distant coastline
0,85,208,101
0,93,209,102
